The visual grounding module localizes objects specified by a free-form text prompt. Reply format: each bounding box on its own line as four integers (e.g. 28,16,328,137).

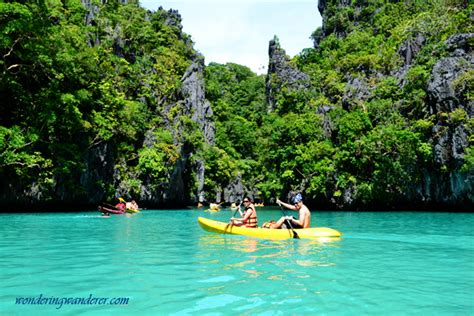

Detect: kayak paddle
231,200,243,218
225,201,242,232
278,202,300,239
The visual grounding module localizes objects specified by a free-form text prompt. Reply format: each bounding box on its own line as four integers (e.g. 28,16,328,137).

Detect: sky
139,1,322,74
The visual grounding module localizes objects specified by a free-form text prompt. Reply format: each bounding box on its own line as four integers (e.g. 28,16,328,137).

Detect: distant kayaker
115,197,126,212
230,197,258,228
271,193,311,229
98,197,127,216
126,200,139,212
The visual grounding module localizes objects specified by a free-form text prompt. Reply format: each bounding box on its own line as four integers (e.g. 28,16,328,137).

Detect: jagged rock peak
158,6,183,30
180,55,215,145
266,36,310,111
318,0,326,16
161,55,215,205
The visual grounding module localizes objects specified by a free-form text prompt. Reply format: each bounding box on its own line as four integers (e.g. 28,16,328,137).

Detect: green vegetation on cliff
0,0,472,209
204,0,473,209
0,0,201,206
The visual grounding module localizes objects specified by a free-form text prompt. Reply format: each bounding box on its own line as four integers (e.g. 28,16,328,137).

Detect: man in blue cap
271,193,311,229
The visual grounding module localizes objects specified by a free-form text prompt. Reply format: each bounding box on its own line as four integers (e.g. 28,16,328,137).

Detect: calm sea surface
0,209,473,315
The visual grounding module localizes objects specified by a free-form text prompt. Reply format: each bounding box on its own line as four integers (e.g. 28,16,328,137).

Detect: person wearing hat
270,193,311,229
115,198,126,212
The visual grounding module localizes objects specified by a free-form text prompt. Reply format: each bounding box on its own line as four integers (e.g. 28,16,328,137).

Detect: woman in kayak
271,193,311,229
230,197,258,228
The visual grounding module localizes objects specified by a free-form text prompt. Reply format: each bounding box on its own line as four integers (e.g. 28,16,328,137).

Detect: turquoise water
1,209,473,315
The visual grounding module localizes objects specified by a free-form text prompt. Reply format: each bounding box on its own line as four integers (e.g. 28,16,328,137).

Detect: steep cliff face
165,57,215,205
427,34,473,115
420,33,473,206
180,58,216,146
2,0,471,210
77,4,215,207
106,10,215,206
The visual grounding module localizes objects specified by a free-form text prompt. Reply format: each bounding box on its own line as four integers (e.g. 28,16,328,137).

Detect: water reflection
197,234,342,271
192,233,343,305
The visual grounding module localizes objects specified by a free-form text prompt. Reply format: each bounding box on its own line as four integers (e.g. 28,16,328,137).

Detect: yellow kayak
198,217,342,240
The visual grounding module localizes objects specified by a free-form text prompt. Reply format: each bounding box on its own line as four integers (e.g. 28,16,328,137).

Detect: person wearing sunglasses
271,193,311,229
230,197,258,228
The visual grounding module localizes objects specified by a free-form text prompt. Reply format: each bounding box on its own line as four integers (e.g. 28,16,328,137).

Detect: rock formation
265,36,311,112
164,56,215,205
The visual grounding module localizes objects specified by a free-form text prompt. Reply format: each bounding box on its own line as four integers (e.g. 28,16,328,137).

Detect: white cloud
140,1,322,74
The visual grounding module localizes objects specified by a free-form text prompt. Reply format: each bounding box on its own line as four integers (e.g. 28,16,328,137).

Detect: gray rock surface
413,33,473,206
427,34,474,115
180,57,216,144
162,56,215,205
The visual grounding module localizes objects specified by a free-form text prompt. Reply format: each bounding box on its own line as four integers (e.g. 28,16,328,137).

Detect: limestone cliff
268,0,473,209
164,56,215,205
0,3,215,209
419,33,473,206
83,6,215,207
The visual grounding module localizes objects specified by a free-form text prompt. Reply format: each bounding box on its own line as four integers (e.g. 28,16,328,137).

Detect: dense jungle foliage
0,0,472,209
0,0,202,204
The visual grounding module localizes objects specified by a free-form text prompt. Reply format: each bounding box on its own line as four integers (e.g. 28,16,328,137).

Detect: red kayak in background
98,206,125,215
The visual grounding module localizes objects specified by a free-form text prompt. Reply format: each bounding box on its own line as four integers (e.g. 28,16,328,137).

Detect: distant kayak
98,206,140,215
198,217,342,240
209,203,221,212
99,206,124,214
